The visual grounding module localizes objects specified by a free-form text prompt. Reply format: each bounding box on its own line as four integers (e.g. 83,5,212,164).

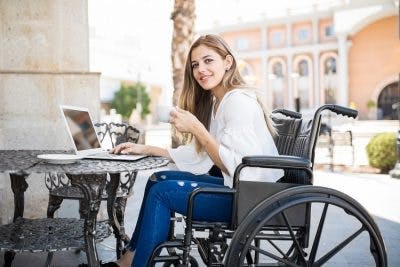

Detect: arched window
298,60,308,76
377,82,400,120
269,60,286,109
238,60,256,85
295,58,311,110
272,62,283,78
323,57,337,104
324,57,336,74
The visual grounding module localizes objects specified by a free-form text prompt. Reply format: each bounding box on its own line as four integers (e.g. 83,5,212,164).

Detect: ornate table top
0,149,170,262
0,150,169,175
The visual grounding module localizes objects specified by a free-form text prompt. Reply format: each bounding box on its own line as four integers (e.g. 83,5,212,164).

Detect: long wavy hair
179,34,275,152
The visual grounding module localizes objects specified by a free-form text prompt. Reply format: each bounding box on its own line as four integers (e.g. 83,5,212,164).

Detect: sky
87,0,347,103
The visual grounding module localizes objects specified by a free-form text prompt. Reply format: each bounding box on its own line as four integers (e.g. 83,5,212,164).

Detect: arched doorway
238,60,256,85
323,57,337,104
268,57,287,109
271,61,285,109
377,82,400,120
297,59,310,110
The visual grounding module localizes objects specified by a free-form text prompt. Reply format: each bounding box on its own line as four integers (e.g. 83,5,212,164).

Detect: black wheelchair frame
149,104,387,267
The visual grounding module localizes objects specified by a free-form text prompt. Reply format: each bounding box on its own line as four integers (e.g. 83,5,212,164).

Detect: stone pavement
1,169,399,266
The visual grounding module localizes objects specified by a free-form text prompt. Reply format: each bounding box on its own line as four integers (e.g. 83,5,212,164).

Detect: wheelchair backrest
270,110,315,185
235,105,357,227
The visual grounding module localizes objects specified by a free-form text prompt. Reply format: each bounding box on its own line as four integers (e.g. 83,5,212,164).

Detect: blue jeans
127,171,232,267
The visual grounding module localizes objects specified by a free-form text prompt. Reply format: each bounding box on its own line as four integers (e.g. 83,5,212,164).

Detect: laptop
60,105,147,161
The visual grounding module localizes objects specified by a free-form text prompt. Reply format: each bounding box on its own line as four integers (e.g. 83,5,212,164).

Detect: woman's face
190,44,232,91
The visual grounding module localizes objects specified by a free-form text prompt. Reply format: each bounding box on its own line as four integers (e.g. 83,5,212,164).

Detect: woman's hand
110,142,148,155
170,106,203,134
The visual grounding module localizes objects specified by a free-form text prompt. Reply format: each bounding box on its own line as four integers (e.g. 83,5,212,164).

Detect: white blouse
168,88,284,188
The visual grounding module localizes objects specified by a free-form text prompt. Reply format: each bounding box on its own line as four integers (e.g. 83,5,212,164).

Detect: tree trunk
170,0,195,147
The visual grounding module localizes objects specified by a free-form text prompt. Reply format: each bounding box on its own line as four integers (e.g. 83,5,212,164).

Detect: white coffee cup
156,105,174,123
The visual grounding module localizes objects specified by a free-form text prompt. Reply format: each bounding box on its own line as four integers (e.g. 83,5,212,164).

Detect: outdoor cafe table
0,150,169,267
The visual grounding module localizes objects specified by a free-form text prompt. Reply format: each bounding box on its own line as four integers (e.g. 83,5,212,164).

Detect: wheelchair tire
226,186,387,267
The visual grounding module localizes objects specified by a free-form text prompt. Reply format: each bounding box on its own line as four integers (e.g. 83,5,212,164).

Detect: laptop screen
62,108,101,151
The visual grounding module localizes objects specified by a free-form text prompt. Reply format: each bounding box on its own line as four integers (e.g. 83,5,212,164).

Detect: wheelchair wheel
226,186,387,267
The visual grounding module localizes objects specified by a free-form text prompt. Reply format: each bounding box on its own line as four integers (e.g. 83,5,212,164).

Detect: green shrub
367,99,376,109
366,132,397,173
111,82,150,120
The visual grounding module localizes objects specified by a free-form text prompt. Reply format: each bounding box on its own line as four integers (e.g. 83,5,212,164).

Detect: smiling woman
97,34,283,267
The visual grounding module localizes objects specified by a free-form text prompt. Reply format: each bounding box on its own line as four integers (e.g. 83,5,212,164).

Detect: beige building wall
221,28,261,51
268,25,286,48
348,16,400,119
0,0,101,223
245,58,262,86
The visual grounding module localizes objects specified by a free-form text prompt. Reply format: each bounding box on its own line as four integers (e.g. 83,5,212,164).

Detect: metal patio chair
45,122,140,258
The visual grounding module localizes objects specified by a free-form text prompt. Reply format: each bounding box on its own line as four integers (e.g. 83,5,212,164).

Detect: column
286,21,292,47
285,17,293,109
287,54,294,110
313,51,320,107
261,25,270,107
312,16,318,44
0,0,100,223
337,33,350,106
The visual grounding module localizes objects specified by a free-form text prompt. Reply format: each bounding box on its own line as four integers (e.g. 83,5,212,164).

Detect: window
272,62,284,78
324,57,336,74
238,60,256,85
271,31,284,46
298,60,309,76
298,29,309,41
325,25,334,37
235,38,250,51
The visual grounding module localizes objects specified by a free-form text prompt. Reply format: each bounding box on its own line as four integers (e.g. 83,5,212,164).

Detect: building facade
205,0,399,119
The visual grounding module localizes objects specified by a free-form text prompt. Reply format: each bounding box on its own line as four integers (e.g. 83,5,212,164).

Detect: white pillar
312,16,318,44
286,21,292,47
337,33,350,106
261,25,271,107
287,54,294,110
286,20,293,109
313,51,320,107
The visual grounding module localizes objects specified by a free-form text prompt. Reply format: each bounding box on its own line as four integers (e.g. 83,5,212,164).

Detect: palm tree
170,0,196,146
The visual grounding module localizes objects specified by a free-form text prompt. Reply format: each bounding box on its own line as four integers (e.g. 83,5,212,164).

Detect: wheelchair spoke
248,244,302,267
267,239,287,258
309,202,329,263
285,242,296,258
280,210,307,264
315,225,365,266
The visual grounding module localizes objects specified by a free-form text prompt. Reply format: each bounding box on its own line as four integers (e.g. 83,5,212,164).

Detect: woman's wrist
146,145,171,159
194,124,214,150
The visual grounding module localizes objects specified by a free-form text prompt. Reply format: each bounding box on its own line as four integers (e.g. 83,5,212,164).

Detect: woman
106,34,283,267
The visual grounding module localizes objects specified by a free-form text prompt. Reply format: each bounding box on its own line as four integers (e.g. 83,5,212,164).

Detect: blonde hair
179,34,275,152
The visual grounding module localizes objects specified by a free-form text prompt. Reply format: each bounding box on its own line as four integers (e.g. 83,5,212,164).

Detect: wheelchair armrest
232,155,313,188
242,155,311,169
186,187,236,228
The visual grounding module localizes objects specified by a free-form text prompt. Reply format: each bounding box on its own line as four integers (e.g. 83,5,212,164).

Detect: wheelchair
148,104,387,267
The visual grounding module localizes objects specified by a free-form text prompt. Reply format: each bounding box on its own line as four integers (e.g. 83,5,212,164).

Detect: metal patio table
0,150,169,267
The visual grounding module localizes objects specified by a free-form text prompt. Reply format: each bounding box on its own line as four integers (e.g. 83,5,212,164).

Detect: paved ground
1,168,399,266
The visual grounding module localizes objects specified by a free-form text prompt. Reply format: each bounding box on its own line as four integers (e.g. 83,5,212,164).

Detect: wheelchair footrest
152,255,181,263
151,240,185,263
